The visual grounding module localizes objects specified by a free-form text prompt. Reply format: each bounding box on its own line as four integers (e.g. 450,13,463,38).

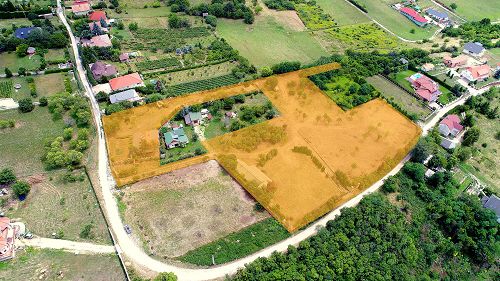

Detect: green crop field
354,0,438,41
0,80,13,98
315,0,371,26
439,0,500,21
166,74,240,95
217,16,328,68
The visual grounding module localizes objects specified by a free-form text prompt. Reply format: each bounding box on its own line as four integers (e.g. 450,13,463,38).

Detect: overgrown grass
324,23,399,52
0,52,42,74
179,218,290,266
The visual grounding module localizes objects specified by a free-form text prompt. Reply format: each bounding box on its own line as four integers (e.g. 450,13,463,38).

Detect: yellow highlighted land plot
103,63,421,232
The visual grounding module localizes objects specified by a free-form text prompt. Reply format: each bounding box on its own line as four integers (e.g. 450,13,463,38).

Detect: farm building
14,27,39,39
164,127,189,149
71,2,92,16
184,112,204,126
109,73,144,91
443,55,468,68
81,34,112,48
463,42,485,57
406,73,441,102
438,114,463,137
399,7,428,26
426,9,449,23
90,61,117,81
109,89,142,104
440,138,456,149
481,195,500,223
460,65,491,82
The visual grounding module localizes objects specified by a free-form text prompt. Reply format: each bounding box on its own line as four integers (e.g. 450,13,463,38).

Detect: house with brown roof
438,114,463,137
460,65,491,82
82,34,112,48
109,73,144,92
71,2,91,16
406,73,441,102
90,61,117,81
443,55,468,68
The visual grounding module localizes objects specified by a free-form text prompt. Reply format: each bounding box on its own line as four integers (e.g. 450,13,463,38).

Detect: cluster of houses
162,109,214,149
72,2,114,48
393,1,452,28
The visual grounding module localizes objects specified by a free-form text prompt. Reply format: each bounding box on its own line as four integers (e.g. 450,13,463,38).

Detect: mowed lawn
355,0,438,41
217,16,328,68
367,75,432,120
315,0,371,26
34,73,67,97
0,18,31,29
0,52,42,74
0,248,124,281
0,107,65,176
439,0,500,21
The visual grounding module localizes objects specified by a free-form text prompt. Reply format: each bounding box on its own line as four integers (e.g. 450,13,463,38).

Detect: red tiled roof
109,73,143,91
85,34,112,48
400,7,428,23
71,3,91,13
466,65,491,79
89,11,107,21
440,114,463,132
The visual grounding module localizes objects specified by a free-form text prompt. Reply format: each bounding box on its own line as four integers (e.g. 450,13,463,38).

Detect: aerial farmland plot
103,64,420,232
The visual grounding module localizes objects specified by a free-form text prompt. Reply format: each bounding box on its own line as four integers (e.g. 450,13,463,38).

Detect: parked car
124,225,132,234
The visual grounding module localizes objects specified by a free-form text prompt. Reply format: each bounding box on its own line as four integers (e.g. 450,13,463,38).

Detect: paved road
18,237,115,254
56,1,496,279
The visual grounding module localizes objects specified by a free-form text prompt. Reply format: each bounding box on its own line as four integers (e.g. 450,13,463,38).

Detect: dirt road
18,237,115,255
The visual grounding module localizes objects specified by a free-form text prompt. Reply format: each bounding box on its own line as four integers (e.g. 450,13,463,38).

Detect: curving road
56,1,495,280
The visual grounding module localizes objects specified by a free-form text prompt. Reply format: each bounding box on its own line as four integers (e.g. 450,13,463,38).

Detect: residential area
0,0,498,280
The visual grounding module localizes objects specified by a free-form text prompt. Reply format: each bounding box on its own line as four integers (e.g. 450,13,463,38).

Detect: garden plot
367,75,432,120
321,23,400,52
121,161,269,259
103,63,420,232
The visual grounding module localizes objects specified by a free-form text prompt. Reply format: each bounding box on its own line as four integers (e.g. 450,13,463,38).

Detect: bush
128,22,138,31
271,61,301,74
260,66,273,77
39,96,48,106
0,119,15,129
0,168,16,184
63,127,74,141
12,180,31,198
18,98,34,113
79,223,95,239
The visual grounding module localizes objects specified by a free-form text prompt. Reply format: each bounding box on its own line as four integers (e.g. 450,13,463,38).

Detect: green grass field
179,218,290,265
324,23,399,52
439,0,500,21
315,0,371,26
217,16,328,67
0,248,124,280
354,0,438,41
367,75,432,120
0,18,32,29
0,107,65,176
0,52,42,74
33,73,67,97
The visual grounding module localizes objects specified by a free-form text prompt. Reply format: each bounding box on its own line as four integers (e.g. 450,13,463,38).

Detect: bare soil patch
122,160,268,258
257,0,306,31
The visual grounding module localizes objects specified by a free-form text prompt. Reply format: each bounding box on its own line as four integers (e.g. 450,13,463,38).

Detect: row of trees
168,0,255,24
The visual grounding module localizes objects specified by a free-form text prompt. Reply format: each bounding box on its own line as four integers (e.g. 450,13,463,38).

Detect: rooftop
440,114,463,132
464,42,485,54
109,89,140,104
89,10,107,21
400,7,428,23
71,3,91,13
109,73,143,91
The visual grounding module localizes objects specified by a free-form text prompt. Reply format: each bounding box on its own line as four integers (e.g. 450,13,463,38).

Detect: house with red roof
439,114,463,137
81,34,112,48
71,2,91,17
443,55,468,68
400,7,428,27
406,73,441,102
109,73,145,92
89,10,108,22
460,65,491,82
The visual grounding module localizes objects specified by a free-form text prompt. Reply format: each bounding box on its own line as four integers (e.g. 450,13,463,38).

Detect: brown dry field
122,160,269,259
102,63,421,231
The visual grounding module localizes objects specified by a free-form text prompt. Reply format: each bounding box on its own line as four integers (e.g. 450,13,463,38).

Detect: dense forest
230,159,499,280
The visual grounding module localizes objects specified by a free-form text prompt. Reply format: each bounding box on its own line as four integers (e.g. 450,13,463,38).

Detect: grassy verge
179,218,290,266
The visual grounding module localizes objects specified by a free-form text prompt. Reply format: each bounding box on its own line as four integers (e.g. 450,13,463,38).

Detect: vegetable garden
135,57,181,71
123,27,211,51
0,80,13,98
166,74,240,95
